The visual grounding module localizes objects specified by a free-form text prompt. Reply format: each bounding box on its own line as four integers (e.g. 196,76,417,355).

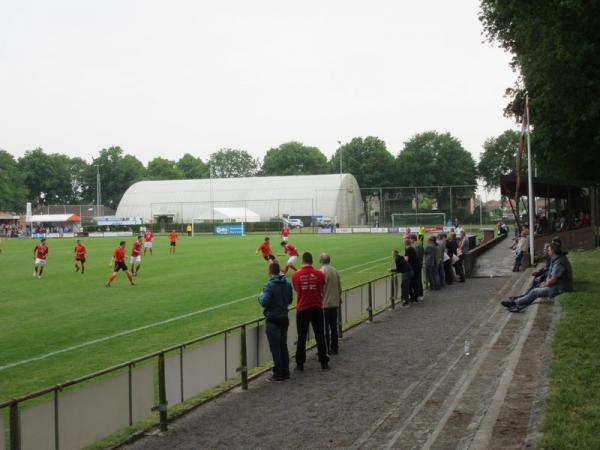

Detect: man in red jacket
292,252,330,371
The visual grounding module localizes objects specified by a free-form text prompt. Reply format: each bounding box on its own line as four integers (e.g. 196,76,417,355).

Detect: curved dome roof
115,174,363,225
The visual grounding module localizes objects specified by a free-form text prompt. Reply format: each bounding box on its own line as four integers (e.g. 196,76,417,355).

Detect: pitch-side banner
214,224,244,236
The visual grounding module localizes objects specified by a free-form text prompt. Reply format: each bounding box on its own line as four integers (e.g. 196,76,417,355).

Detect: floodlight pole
209,160,214,224
94,164,103,217
337,140,342,181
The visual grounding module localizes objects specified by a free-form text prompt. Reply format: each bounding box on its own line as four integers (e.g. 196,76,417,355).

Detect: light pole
94,164,102,217
337,140,343,181
209,160,214,224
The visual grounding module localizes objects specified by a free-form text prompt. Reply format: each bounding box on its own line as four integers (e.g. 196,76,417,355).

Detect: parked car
288,218,304,228
316,217,333,227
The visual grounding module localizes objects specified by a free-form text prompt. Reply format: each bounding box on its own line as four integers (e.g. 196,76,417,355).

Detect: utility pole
94,164,102,217
337,140,343,181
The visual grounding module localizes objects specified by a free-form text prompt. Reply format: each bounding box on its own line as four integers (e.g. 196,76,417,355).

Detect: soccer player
280,225,290,243
279,241,299,275
256,237,274,262
143,229,153,255
168,230,178,254
74,239,87,274
106,241,135,287
33,238,49,278
130,235,143,276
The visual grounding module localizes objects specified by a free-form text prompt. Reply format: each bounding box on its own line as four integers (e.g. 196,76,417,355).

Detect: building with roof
115,174,364,226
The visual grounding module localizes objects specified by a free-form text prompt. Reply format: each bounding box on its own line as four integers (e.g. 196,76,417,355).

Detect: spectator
502,242,573,312
391,249,413,306
259,262,293,381
292,252,329,371
320,253,342,355
411,234,424,299
456,231,469,282
435,234,445,287
445,233,457,284
512,229,529,272
404,238,419,302
454,218,464,236
509,243,552,299
424,237,440,290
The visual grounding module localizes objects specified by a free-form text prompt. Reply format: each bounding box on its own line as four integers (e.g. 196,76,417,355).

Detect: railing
0,272,400,450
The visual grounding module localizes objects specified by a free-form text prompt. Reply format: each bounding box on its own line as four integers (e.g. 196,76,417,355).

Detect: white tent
115,174,363,226
194,207,261,223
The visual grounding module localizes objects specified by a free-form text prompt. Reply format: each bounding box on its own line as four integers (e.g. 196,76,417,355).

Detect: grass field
541,249,600,449
0,232,405,402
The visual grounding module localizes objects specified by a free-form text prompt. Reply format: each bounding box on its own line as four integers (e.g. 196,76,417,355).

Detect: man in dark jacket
259,262,293,381
391,249,413,306
404,238,419,302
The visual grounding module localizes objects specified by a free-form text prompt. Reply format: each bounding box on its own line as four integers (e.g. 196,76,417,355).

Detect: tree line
1,129,521,212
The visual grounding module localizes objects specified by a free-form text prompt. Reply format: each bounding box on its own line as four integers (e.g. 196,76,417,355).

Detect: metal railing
0,272,400,450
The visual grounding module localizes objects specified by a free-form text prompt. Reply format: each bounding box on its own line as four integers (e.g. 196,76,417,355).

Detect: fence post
10,402,21,450
240,325,249,390
158,353,168,432
368,282,373,322
390,275,396,310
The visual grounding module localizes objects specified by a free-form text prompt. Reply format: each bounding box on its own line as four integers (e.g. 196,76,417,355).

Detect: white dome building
115,174,364,226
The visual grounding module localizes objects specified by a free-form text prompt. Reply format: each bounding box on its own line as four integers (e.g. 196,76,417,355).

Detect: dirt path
123,245,556,449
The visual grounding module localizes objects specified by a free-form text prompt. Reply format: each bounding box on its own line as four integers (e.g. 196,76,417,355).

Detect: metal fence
0,272,400,450
360,185,491,227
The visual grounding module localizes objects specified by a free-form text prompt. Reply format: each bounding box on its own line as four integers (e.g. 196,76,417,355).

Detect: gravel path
125,269,513,449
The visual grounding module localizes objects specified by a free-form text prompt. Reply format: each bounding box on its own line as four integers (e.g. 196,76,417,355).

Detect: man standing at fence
259,261,293,381
391,249,413,306
292,252,329,371
320,253,342,355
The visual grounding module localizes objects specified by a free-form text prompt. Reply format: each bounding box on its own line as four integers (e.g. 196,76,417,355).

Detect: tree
208,148,259,178
176,153,208,179
330,137,395,187
147,157,184,180
83,147,146,209
396,131,477,213
479,1,600,180
478,130,524,189
17,148,75,205
0,150,28,211
260,141,329,176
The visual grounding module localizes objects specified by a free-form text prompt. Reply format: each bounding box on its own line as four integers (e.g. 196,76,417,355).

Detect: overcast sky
0,0,517,166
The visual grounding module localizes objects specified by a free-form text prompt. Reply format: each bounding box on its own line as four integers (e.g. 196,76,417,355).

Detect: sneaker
105,284,111,288
266,376,284,382
33,271,37,277
501,300,516,308
508,305,522,313
294,364,304,372
321,362,330,370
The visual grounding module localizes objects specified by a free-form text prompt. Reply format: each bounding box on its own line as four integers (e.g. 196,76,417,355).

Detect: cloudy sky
0,0,517,165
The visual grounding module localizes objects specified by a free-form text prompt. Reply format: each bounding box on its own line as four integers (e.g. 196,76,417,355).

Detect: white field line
0,255,390,372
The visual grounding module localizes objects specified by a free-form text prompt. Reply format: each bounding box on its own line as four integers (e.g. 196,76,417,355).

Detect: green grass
0,232,405,402
541,249,600,449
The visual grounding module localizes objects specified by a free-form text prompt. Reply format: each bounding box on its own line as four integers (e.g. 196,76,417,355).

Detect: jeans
266,317,290,379
296,307,329,366
323,307,339,354
437,264,445,286
426,265,440,290
414,265,423,298
455,256,466,282
515,286,558,309
514,251,524,270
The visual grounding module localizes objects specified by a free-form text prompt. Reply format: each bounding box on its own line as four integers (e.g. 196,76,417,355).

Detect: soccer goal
391,212,446,228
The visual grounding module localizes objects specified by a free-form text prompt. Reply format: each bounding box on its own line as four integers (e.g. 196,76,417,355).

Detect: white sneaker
33,271,36,277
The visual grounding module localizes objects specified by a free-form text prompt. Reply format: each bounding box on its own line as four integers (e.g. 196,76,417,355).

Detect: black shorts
114,261,128,272
263,255,275,261
76,258,86,263
170,242,176,247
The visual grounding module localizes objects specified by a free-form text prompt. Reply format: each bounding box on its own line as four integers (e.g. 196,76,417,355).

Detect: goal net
391,212,446,228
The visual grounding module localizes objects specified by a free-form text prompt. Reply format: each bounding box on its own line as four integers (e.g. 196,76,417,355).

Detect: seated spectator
502,242,573,312
509,243,551,299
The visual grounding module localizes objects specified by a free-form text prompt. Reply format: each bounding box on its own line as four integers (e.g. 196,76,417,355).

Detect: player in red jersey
73,239,87,274
33,238,49,278
280,225,290,243
143,229,153,255
168,230,178,254
106,241,135,287
130,235,143,276
279,241,299,275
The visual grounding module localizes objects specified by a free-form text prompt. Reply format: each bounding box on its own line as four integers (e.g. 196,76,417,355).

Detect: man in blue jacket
259,262,293,381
